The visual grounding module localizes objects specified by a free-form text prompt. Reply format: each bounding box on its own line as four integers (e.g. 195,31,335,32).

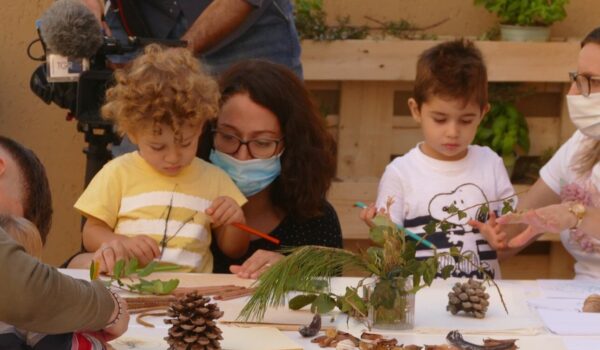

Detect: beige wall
2,0,599,265
2,1,85,265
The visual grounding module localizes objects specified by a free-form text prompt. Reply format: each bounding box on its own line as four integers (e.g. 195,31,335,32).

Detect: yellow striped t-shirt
74,152,246,272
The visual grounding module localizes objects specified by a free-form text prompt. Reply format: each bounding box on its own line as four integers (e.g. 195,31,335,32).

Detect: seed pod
299,313,322,337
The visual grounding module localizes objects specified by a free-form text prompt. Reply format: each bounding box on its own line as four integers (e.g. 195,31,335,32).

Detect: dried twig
136,311,168,328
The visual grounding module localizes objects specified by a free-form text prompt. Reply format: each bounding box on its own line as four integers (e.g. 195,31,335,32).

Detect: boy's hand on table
94,236,159,273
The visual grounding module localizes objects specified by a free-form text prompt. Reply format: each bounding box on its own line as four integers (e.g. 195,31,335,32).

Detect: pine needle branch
238,246,367,321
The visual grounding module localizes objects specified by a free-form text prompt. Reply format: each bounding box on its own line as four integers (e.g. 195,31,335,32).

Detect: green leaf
423,221,437,235
449,246,461,257
124,258,139,276
138,261,158,278
372,215,391,228
440,264,455,278
457,211,467,220
137,281,156,294
439,220,452,233
310,293,336,314
340,287,367,315
289,294,317,310
480,204,489,217
156,279,180,295
371,279,395,309
412,273,422,290
502,200,515,215
422,259,437,286
89,260,99,281
113,259,125,280
446,204,459,214
369,226,386,245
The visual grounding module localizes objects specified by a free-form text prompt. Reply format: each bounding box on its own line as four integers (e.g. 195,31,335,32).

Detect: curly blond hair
102,44,219,142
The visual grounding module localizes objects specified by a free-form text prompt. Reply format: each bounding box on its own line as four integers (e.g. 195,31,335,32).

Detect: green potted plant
239,201,506,330
473,100,530,175
474,0,569,41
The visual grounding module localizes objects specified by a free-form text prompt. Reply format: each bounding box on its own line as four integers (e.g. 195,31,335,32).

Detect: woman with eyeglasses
472,27,600,279
198,60,342,278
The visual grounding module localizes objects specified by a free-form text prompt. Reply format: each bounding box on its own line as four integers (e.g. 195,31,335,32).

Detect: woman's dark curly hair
198,60,336,219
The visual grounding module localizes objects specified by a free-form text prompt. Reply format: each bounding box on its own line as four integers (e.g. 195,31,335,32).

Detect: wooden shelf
302,39,580,82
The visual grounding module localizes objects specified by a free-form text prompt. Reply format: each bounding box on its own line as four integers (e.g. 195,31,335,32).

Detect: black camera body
31,36,140,124
29,34,186,184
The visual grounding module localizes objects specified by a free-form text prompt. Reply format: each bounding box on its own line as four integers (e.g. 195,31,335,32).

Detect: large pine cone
164,291,225,350
446,279,490,319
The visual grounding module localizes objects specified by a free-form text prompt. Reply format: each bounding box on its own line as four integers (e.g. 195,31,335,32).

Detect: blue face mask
209,149,282,197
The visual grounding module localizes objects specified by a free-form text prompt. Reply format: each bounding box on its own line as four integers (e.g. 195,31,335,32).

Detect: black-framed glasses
212,129,283,159
569,72,600,97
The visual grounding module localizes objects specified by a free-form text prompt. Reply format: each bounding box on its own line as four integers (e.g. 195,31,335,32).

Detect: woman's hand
207,196,245,227
90,292,129,342
229,249,283,279
497,203,578,248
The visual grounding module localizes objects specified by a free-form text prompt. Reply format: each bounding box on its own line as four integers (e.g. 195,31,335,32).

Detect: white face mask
566,92,600,139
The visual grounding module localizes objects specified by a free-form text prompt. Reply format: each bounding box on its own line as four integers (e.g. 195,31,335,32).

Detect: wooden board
336,82,396,178
302,40,579,82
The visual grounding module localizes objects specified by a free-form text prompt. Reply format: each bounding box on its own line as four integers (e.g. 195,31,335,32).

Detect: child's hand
93,240,131,274
469,212,508,250
94,236,160,273
206,196,245,227
359,202,379,228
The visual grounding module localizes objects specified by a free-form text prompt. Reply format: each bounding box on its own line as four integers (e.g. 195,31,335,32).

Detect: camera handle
77,121,120,187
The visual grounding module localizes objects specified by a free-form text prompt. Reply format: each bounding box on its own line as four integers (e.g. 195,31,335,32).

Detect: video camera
28,0,186,184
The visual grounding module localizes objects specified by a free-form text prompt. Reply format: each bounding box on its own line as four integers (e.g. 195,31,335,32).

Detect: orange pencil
232,222,280,245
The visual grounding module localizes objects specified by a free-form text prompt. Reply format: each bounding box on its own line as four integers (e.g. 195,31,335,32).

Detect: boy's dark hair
582,26,600,47
0,136,52,244
414,39,488,110
198,60,336,219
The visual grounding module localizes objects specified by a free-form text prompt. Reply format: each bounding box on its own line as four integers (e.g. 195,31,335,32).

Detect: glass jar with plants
474,0,569,41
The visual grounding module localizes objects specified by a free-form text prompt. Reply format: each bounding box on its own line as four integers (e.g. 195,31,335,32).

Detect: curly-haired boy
74,44,248,273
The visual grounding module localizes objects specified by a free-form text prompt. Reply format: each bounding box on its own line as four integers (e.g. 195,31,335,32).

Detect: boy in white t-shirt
361,39,514,279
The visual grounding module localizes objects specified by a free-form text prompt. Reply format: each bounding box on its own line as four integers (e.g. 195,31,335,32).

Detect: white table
60,269,600,350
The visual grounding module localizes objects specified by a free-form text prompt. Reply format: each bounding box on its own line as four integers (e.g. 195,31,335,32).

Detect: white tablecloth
60,269,600,350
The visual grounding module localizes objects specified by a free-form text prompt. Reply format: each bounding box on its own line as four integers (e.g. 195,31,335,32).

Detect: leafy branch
294,0,442,41
423,184,525,238
90,258,181,295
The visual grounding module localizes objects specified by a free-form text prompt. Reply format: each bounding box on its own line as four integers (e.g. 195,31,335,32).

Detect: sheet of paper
562,337,600,350
536,308,600,336
220,326,303,350
537,280,600,299
528,297,583,312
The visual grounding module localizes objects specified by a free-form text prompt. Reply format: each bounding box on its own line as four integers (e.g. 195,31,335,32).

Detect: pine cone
446,279,490,319
164,291,225,350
